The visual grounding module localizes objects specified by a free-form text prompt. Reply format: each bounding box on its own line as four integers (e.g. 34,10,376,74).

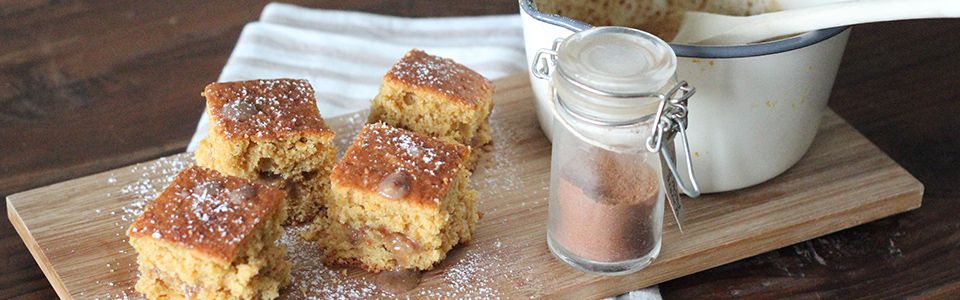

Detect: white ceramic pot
520,0,851,193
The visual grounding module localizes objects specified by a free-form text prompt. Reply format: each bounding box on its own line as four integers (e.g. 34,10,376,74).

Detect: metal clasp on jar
647,81,700,198
531,38,564,80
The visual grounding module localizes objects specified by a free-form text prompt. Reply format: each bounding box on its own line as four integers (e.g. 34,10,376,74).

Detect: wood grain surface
7,75,922,299
2,1,959,299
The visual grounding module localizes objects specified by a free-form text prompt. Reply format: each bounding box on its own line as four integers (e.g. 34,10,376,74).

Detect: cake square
368,49,494,167
127,166,289,299
195,79,337,224
320,123,479,271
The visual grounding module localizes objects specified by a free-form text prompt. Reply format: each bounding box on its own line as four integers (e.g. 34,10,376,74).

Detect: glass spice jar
531,26,700,275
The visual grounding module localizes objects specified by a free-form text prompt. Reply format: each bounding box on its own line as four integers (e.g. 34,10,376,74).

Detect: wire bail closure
532,38,564,80
531,41,701,199
648,81,701,198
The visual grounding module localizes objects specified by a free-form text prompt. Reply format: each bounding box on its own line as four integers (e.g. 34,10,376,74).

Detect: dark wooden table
2,1,958,299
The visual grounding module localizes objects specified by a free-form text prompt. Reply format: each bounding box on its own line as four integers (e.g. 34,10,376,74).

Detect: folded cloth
185,3,662,299
186,2,527,151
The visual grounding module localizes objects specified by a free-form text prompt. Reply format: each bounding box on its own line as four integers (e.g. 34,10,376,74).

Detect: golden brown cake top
128,166,285,262
204,79,334,140
331,123,469,207
385,49,493,108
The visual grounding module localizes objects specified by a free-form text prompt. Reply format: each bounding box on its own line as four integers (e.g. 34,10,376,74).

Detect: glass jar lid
557,26,677,96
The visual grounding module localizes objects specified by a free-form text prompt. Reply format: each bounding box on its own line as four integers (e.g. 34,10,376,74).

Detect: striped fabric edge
187,9,528,151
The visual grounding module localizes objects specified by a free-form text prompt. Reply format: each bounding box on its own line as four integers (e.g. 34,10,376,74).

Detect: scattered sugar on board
118,154,194,223
281,224,513,299
475,109,523,198
434,246,504,299
87,154,193,299
281,225,396,299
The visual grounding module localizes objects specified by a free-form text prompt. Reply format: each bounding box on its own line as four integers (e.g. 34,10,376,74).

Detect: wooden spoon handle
679,0,960,45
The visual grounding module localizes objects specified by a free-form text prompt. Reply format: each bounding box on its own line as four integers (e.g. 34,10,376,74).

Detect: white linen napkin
186,3,527,150
185,3,662,299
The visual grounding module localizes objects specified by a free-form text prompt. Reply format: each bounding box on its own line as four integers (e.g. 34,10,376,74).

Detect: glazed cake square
320,123,479,271
127,166,289,299
368,49,494,167
195,79,336,224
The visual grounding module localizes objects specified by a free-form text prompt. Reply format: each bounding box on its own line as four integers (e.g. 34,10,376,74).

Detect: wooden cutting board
7,75,923,299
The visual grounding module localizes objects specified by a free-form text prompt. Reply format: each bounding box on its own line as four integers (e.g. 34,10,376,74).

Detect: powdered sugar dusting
280,225,512,299
474,109,523,199
391,51,468,98
368,123,447,178
389,49,492,105
221,99,258,122
119,154,193,223
127,166,282,259
207,79,330,140
281,225,395,299
86,154,194,299
336,123,464,205
415,248,505,299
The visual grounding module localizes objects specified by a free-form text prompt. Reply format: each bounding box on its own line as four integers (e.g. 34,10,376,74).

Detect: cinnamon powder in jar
552,149,660,262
